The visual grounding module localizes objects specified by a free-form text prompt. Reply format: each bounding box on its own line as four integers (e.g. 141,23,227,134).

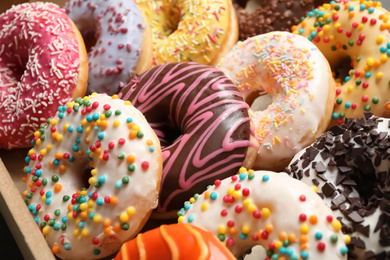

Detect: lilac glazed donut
119,62,257,216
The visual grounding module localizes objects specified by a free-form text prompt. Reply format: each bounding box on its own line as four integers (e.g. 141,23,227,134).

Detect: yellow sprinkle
367,58,374,66
300,223,310,234
323,25,330,31
67,212,73,220
91,169,97,176
46,143,53,150
275,240,283,248
133,125,141,131
242,225,250,234
42,226,50,235
262,208,271,218
28,149,35,155
239,167,247,174
120,212,129,222
56,134,63,142
334,23,341,28
347,86,353,92
112,94,119,99
67,102,74,108
232,190,241,200
300,108,306,114
80,203,87,211
312,186,318,193
381,55,388,63
177,216,184,223
100,114,106,120
189,197,196,204
201,202,209,211
329,35,335,41
227,187,234,196
93,215,102,223
83,96,90,101
318,31,324,37
358,24,364,30
81,119,88,126
127,207,135,216
91,92,97,96
377,72,383,79
124,101,132,106
218,225,226,234
113,119,120,127
40,149,47,156
73,229,79,237
331,220,342,232
273,136,281,143
377,36,384,44
34,131,40,137
50,119,57,125
88,177,97,185
88,200,94,208
81,229,89,237
35,139,42,145
248,204,257,213
242,198,251,208
85,126,91,134
344,235,351,244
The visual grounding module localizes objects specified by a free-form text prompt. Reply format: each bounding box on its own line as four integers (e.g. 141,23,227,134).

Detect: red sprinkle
253,210,262,219
92,238,99,245
220,209,228,216
141,161,149,170
214,179,221,187
104,196,111,203
242,188,250,196
299,195,306,202
92,102,99,109
103,104,111,110
299,213,307,222
317,242,326,251
235,205,243,213
118,138,125,145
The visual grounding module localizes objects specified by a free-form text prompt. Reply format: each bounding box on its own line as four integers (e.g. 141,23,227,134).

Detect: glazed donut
178,169,349,259
64,0,152,95
119,62,257,216
233,0,323,41
292,0,390,125
217,31,335,171
0,2,88,150
285,113,390,259
136,0,238,66
114,223,235,260
22,94,162,259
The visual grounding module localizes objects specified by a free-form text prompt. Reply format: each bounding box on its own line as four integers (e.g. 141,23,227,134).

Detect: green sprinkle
118,153,125,160
122,176,130,184
52,175,59,182
42,178,47,186
115,110,121,116
372,97,379,104
217,234,225,242
63,195,70,202
364,105,371,111
54,209,61,216
137,131,144,138
127,164,135,172
121,223,129,230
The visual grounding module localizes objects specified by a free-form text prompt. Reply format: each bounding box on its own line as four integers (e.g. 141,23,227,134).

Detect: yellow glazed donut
136,0,238,66
292,0,390,125
217,32,335,171
178,169,349,259
22,94,162,259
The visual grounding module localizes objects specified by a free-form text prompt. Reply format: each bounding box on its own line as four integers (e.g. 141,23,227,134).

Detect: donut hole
246,91,273,111
332,56,353,84
82,31,98,54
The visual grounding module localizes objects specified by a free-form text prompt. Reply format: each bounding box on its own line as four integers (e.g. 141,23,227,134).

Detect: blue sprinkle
34,217,39,224
64,244,71,250
298,28,304,35
310,31,317,37
35,169,42,176
89,212,95,219
68,156,75,163
75,137,81,144
149,146,155,152
86,115,93,122
96,198,104,205
368,7,374,13
98,176,106,184
25,167,31,173
78,221,85,228
93,249,101,255
93,125,100,131
25,157,30,163
239,173,247,180
33,209,38,216
53,159,59,166
76,126,83,133
348,6,354,11
188,215,194,223
279,247,287,254
239,233,247,240
97,132,104,140
53,223,60,231
262,175,269,182
387,42,390,48
365,72,371,78
380,46,387,53
360,4,366,11
58,113,64,119
340,246,348,255
126,118,133,123
308,35,313,41
313,8,319,14
80,197,87,203
319,10,325,17
345,102,351,108
62,217,67,223
387,49,390,56
28,205,34,211
184,203,192,210
345,76,350,82
72,145,79,152
68,126,74,133
315,232,323,240
332,112,339,119
210,192,218,200
301,251,309,259
115,181,122,189
31,139,35,145
92,113,100,120
46,191,52,198
308,11,314,17
45,198,51,205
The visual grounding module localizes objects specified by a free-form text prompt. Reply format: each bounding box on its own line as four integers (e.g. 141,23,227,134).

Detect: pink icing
0,2,81,149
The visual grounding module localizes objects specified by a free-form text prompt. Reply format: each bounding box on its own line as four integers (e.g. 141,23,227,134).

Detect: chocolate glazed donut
119,62,256,216
234,0,328,41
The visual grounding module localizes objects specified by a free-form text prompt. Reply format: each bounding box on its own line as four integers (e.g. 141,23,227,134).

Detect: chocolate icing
233,0,326,41
119,62,251,214
285,113,390,259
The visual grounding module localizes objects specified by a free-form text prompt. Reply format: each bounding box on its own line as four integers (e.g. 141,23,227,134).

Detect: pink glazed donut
64,0,153,95
0,2,88,149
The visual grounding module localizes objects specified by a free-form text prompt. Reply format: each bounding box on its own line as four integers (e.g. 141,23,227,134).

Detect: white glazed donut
64,0,152,95
178,169,349,259
285,113,390,259
217,31,335,171
22,94,162,259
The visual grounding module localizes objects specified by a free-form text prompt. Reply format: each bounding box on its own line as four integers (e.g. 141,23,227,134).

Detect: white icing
23,94,162,259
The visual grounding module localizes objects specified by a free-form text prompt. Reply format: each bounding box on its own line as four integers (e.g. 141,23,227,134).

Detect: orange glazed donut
22,94,162,259
292,0,390,125
114,224,235,260
136,0,238,66
178,169,349,259
0,2,88,149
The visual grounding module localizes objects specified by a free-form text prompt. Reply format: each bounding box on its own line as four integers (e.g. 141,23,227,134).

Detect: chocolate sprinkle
284,113,390,258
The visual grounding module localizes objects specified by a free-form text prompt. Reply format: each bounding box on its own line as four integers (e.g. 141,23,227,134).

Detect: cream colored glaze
217,32,335,171
179,169,348,259
23,94,162,259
